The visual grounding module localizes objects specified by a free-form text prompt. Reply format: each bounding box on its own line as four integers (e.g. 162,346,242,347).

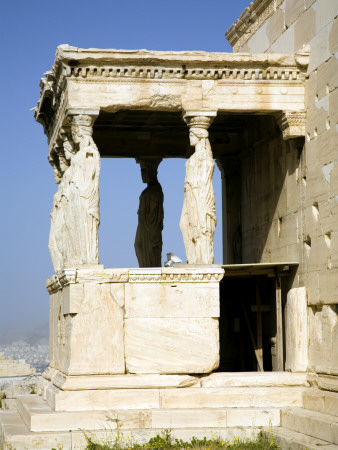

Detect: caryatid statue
48,113,100,271
180,113,217,264
135,159,164,267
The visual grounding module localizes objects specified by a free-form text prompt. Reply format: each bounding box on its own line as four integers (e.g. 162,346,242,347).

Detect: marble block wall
47,266,223,378
226,0,338,377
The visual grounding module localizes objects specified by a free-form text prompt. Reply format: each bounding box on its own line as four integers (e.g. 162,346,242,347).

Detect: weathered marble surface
285,287,308,372
180,113,217,264
125,282,220,317
50,282,125,376
50,371,199,390
47,266,223,377
48,114,100,272
125,318,219,374
308,304,338,376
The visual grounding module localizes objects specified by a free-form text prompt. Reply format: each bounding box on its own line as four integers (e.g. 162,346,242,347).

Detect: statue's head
189,127,209,146
70,115,94,144
137,158,162,184
72,125,92,144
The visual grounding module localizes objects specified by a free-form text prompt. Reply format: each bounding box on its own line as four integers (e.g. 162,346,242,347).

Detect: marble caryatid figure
180,116,216,264
135,159,164,267
48,114,100,271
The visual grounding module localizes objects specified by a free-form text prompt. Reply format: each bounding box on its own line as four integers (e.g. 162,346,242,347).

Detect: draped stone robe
180,139,216,264
135,180,164,267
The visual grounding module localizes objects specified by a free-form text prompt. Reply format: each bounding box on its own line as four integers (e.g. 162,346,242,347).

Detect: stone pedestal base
47,265,224,376
0,373,309,450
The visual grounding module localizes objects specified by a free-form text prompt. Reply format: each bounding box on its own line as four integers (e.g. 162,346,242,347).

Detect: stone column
180,110,217,264
48,109,100,272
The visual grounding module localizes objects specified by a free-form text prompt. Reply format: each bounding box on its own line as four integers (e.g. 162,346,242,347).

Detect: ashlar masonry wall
227,0,338,376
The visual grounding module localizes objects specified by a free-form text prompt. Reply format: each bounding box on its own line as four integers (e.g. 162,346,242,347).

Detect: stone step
281,407,338,444
303,388,338,416
48,370,309,391
264,427,338,450
0,410,74,449
0,409,265,450
17,394,281,432
45,383,307,411
17,395,113,432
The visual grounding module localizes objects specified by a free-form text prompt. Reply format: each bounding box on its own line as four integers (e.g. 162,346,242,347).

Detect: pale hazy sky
0,0,250,334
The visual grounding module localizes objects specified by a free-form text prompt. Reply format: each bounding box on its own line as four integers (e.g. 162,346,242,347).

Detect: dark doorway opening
218,275,278,372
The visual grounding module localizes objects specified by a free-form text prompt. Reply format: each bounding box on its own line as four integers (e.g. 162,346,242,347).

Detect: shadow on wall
240,116,304,264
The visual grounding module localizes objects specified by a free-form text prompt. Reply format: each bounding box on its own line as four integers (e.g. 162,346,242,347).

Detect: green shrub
85,430,280,450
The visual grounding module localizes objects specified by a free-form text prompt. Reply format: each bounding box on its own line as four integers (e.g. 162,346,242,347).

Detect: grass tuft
85,430,280,449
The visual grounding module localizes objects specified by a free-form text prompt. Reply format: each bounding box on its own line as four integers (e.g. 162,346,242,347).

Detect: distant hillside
0,323,49,345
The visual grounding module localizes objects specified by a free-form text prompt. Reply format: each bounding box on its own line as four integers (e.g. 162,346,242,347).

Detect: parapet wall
46,265,224,377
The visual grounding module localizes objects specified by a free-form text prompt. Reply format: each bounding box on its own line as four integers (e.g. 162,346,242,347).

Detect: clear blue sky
0,0,250,334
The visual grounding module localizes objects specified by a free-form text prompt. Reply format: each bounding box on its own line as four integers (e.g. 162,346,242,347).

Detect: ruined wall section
227,0,338,376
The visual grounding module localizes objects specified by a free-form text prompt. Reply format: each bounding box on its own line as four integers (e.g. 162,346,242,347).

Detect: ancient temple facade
0,0,337,448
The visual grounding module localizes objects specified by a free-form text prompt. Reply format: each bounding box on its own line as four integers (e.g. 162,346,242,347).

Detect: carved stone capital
67,109,99,127
136,157,162,171
276,111,306,140
66,109,99,147
183,110,217,130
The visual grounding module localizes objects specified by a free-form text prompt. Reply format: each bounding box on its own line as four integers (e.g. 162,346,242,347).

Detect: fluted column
180,110,217,264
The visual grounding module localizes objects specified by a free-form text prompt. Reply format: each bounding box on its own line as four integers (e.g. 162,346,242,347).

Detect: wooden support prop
255,282,263,371
275,274,284,371
241,303,264,372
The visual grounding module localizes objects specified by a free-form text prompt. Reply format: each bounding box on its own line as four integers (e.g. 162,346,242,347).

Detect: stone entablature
35,45,309,155
226,0,285,51
46,266,225,293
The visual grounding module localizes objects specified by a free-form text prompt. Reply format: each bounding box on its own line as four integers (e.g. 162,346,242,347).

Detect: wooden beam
241,304,264,372
255,282,263,371
275,276,284,371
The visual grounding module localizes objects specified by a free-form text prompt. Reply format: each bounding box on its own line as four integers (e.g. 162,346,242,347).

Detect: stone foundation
0,372,310,449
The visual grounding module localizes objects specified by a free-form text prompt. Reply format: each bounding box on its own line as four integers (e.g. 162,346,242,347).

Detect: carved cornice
46,267,224,291
63,63,306,82
57,268,77,286
129,271,224,283
276,111,306,140
46,269,77,294
161,272,224,282
225,0,285,51
46,275,62,294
